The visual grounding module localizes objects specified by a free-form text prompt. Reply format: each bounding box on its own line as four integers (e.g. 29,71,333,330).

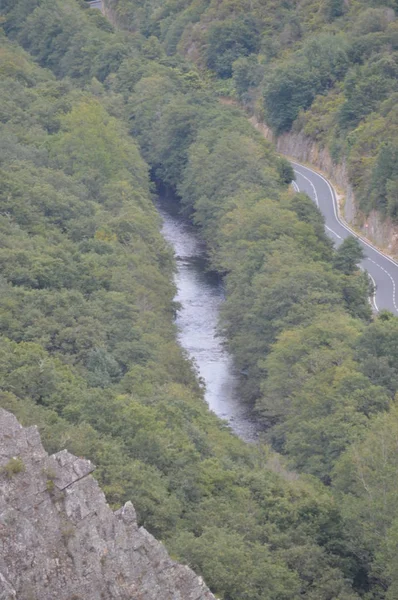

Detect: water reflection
158,198,260,443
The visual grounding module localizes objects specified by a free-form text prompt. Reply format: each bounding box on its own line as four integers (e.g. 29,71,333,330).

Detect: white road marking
293,172,341,239
367,258,398,312
294,170,319,207
293,161,398,268
367,272,379,312
291,161,398,314
325,225,342,239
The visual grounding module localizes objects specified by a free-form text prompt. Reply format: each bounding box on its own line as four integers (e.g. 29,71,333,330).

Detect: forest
105,0,398,220
1,0,398,598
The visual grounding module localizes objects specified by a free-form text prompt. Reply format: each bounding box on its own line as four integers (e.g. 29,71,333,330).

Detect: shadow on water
156,195,261,443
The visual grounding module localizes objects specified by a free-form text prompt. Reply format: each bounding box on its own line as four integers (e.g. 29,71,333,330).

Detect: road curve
292,161,398,314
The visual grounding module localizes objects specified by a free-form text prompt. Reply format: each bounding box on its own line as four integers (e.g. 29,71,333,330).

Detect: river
158,198,260,443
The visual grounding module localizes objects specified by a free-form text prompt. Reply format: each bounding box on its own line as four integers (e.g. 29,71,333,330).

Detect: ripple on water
157,200,261,443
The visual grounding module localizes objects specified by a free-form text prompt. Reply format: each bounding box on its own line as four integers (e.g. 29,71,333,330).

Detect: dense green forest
105,0,398,221
2,0,398,598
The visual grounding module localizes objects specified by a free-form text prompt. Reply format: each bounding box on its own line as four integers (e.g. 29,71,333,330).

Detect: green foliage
264,34,349,133
333,236,365,275
333,406,398,595
264,62,316,134
321,0,345,22
277,157,295,184
205,17,260,78
259,313,362,423
370,142,398,214
338,57,398,129
105,0,398,224
0,25,363,599
2,1,398,597
168,527,301,599
2,457,26,478
232,55,263,100
355,315,398,394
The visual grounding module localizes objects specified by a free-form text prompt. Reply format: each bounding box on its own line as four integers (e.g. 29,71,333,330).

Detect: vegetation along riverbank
2,0,398,597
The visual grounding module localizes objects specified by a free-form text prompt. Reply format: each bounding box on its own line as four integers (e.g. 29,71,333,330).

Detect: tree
264,62,317,133
277,157,294,184
355,315,398,394
232,55,263,99
258,312,361,423
370,143,398,215
321,0,345,22
205,18,260,78
333,407,398,595
333,237,364,275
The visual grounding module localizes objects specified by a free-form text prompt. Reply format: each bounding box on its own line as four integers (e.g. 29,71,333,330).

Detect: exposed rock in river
0,409,215,600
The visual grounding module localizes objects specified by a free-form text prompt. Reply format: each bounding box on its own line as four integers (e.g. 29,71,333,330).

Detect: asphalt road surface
292,161,398,315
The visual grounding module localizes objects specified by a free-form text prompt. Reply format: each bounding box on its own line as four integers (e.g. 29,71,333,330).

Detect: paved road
292,161,398,314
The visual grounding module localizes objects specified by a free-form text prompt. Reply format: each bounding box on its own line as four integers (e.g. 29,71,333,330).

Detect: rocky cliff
0,409,216,600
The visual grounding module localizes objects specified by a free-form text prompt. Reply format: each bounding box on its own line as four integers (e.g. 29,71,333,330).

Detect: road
292,161,398,314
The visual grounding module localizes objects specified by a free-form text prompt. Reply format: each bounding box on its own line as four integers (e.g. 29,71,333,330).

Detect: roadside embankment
246,113,398,258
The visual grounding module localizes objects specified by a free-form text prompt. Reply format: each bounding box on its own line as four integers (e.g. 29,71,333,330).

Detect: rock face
249,114,398,258
0,409,216,600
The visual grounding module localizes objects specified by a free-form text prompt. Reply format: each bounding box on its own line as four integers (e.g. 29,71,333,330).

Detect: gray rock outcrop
0,409,216,600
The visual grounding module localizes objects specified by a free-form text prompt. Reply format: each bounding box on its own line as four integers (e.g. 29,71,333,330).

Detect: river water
158,199,260,443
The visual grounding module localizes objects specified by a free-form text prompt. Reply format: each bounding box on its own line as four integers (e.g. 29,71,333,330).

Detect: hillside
104,0,398,237
2,1,398,598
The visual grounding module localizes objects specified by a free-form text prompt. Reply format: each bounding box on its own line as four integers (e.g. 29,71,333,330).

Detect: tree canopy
2,0,398,597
